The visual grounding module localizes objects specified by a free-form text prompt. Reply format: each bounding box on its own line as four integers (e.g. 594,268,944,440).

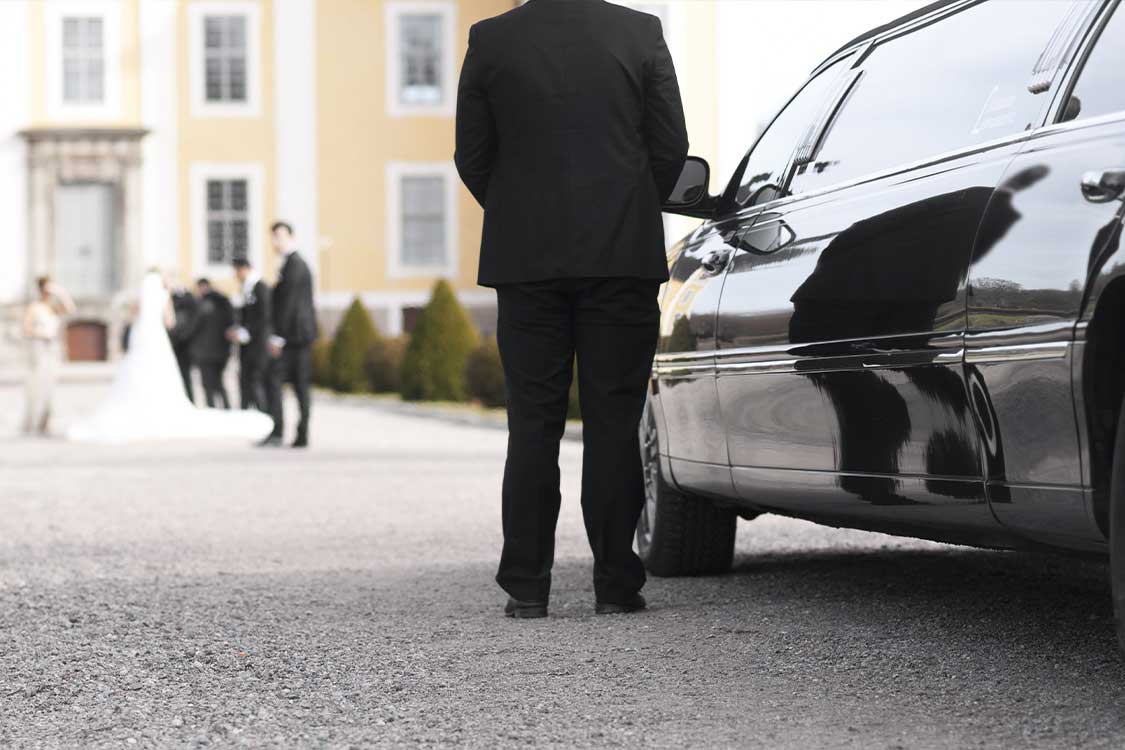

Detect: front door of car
714,0,1076,535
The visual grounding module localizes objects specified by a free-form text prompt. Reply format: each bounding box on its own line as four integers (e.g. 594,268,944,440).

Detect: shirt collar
242,270,262,295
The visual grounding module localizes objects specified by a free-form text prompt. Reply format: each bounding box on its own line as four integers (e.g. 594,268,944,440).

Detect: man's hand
269,341,284,359
225,327,239,343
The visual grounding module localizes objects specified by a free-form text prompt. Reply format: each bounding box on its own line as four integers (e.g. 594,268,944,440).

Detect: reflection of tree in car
786,167,1049,504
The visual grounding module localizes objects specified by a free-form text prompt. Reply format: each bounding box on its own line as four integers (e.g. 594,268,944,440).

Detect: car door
714,0,1078,538
651,52,857,498
966,0,1125,545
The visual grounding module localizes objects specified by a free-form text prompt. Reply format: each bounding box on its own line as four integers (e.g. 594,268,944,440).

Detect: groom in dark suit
261,221,317,448
455,0,688,618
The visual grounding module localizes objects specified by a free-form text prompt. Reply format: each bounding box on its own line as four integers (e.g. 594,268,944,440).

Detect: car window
729,58,847,209
1061,2,1125,123
790,0,1076,195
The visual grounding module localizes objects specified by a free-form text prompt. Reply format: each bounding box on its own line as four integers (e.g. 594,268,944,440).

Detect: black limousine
643,0,1125,649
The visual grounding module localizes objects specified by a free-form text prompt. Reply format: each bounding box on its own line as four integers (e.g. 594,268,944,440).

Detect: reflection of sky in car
792,0,1075,195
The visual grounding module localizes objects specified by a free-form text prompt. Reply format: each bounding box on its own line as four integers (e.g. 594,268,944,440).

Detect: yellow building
0,0,719,363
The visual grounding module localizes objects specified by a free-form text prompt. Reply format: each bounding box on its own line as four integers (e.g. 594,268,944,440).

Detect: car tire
1110,392,1125,654
636,396,737,577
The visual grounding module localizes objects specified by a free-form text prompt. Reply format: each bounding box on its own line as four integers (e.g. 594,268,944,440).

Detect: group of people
22,221,317,448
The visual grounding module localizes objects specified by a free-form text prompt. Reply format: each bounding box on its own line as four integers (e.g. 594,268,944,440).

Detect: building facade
0,0,719,366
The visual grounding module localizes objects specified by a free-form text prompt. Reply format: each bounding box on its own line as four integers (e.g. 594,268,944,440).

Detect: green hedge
465,337,506,408
311,336,333,387
400,280,479,401
330,298,381,393
367,336,407,393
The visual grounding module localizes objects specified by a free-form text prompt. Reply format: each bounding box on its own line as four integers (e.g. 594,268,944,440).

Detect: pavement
2,381,1125,749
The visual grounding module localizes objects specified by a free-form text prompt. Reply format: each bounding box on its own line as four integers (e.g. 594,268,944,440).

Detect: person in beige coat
22,276,75,435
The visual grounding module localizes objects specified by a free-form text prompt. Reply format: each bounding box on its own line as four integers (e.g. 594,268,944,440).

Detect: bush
330,298,381,393
400,280,480,401
366,336,407,393
311,336,333,387
465,337,506,408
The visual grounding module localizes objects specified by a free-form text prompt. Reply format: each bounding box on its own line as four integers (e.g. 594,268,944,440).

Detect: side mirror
663,156,716,218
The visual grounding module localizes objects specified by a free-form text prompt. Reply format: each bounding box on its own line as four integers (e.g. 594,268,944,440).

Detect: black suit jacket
272,252,317,347
455,0,688,286
189,290,234,365
238,279,273,363
169,289,198,353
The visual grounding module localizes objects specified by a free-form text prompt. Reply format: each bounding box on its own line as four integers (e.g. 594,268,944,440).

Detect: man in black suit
262,221,317,448
189,278,234,409
455,0,688,618
168,285,198,402
230,258,272,412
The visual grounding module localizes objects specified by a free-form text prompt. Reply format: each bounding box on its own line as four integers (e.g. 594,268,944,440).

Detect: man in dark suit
455,0,688,618
189,278,234,409
262,221,317,448
168,285,198,402
230,258,272,412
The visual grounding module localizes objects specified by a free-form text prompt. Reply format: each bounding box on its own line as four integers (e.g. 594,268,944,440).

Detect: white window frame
386,161,459,279
385,1,457,118
188,1,261,118
190,162,263,279
45,0,122,121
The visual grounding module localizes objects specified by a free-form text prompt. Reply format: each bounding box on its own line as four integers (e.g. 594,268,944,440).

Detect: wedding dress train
67,273,273,443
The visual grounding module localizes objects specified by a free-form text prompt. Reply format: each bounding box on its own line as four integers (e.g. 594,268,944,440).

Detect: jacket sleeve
258,281,274,342
454,23,497,209
643,16,689,202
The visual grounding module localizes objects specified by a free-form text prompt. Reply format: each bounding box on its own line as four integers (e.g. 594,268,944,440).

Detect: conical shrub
330,297,381,393
400,280,479,401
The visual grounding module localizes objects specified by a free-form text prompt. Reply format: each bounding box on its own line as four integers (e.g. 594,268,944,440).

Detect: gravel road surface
2,382,1124,749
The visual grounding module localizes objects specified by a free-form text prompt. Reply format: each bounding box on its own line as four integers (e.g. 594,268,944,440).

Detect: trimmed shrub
366,336,407,394
311,335,333,387
400,280,480,401
465,337,506,408
330,297,381,393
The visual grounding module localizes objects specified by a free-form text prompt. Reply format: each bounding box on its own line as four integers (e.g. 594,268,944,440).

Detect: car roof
826,0,961,60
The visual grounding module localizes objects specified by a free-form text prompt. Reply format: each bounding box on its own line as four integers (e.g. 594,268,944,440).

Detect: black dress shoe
595,593,646,615
504,598,548,619
291,436,308,448
257,435,282,447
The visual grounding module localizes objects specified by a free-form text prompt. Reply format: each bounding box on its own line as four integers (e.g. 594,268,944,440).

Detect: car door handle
1080,168,1125,203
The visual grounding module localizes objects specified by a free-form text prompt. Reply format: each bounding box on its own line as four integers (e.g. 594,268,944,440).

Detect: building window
190,163,262,276
401,175,446,269
203,15,247,103
46,1,122,120
386,2,456,116
189,2,260,117
62,17,104,103
387,162,459,277
206,179,249,264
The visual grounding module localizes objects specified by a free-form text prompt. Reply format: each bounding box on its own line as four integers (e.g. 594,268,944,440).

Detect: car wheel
636,396,737,577
1110,392,1125,654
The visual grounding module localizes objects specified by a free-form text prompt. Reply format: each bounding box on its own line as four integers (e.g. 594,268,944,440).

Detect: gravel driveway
2,383,1123,749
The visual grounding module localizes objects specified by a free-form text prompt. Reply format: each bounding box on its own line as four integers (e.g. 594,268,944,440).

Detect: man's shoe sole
505,605,548,619
595,602,647,615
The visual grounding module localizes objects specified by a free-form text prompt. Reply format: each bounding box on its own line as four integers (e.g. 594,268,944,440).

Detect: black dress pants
199,362,229,409
494,277,660,604
267,344,312,441
174,347,194,403
239,353,268,412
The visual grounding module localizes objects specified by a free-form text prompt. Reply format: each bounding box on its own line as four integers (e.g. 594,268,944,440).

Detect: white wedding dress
67,273,274,443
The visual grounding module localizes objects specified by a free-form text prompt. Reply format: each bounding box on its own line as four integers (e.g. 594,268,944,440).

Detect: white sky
714,0,929,180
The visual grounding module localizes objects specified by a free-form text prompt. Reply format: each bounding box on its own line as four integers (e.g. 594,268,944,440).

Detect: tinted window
1063,3,1125,123
730,58,847,208
791,0,1074,194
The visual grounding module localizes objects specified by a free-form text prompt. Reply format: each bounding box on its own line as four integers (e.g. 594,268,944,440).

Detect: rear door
967,0,1125,544
714,0,1077,537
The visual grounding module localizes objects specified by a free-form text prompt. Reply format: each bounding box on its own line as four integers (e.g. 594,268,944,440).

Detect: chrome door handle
1080,168,1125,203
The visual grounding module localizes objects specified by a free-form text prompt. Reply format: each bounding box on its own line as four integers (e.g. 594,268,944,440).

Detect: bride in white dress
67,271,273,443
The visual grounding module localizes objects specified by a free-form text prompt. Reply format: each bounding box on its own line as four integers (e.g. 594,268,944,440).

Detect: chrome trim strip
965,341,1070,364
